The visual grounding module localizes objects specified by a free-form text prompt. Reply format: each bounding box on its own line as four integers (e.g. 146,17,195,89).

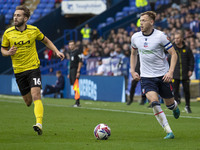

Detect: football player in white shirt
130,11,180,139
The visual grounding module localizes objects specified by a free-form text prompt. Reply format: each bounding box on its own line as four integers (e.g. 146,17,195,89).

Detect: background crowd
43,0,200,66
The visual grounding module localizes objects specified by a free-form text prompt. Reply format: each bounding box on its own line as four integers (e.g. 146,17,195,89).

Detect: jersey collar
142,29,154,36
15,25,27,32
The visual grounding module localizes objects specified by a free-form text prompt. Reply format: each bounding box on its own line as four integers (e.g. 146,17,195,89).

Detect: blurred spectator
172,32,194,113
190,41,197,54
48,67,54,75
102,47,110,57
0,15,5,31
126,23,137,34
60,46,65,53
42,71,65,97
43,48,54,60
123,43,131,57
91,29,99,41
55,0,62,8
149,0,157,11
43,49,49,59
83,45,90,58
190,15,200,34
127,56,146,105
45,0,199,79
95,58,107,76
111,44,125,59
80,24,91,45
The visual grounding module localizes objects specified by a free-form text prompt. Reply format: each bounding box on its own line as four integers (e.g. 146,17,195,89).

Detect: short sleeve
160,33,173,51
1,32,10,48
131,34,137,49
36,27,45,41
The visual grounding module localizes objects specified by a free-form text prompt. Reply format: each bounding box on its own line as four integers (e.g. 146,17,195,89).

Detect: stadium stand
0,0,21,24
106,17,115,25
27,0,56,24
38,0,200,80
0,0,56,25
0,0,200,79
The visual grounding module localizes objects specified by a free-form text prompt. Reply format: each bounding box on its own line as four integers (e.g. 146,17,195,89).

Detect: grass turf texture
0,95,200,150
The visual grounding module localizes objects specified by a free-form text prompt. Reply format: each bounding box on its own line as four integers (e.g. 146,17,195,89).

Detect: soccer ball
94,123,111,140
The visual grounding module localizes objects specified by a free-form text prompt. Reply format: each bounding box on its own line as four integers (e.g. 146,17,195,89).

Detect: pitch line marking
0,98,200,120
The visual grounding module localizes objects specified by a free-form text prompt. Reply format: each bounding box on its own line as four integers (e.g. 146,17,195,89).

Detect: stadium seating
10,4,18,9
122,6,131,15
0,0,20,24
5,14,13,24
96,0,171,31
0,0,55,25
31,13,41,20
34,9,43,15
27,19,35,24
129,6,138,14
115,12,124,21
129,1,136,7
97,22,107,30
37,3,46,9
106,17,114,25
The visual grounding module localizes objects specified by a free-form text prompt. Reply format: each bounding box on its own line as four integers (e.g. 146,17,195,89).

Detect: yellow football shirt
1,25,45,74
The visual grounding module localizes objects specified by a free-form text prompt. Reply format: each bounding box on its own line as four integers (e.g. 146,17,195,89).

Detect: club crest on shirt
144,42,148,48
183,49,186,53
27,33,31,38
142,88,145,94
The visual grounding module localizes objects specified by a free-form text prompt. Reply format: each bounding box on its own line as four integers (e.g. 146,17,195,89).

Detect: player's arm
1,32,17,57
163,46,177,82
76,60,83,78
41,37,65,60
1,46,17,56
130,47,140,81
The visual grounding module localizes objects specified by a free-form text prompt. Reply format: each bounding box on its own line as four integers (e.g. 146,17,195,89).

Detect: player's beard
14,19,25,27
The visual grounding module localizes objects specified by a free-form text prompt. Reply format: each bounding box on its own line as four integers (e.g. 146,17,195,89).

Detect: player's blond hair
141,11,157,21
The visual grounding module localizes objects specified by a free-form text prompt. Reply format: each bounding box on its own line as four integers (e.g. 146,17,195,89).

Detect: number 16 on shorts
33,78,41,86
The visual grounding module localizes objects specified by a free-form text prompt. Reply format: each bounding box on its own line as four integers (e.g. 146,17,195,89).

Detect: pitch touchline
0,99,200,120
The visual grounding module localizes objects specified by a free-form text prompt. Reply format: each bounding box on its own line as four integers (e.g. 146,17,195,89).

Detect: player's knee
32,94,41,101
151,101,160,107
31,90,41,100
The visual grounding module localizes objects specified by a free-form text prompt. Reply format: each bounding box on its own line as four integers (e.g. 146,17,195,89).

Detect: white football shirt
131,29,173,77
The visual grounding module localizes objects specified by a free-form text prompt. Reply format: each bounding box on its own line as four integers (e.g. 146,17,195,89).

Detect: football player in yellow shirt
1,5,65,135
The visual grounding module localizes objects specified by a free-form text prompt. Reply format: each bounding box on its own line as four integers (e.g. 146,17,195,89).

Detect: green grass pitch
0,95,200,150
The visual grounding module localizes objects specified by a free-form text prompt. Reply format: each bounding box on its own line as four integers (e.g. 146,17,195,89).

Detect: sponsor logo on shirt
144,42,148,48
14,40,30,45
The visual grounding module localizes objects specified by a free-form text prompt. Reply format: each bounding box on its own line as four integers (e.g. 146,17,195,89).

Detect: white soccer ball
94,123,111,140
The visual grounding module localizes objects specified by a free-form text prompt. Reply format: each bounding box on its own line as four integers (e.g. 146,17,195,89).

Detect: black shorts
141,76,174,99
15,68,42,96
69,68,77,85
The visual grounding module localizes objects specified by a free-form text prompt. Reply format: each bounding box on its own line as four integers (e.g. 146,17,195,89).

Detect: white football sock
153,105,172,133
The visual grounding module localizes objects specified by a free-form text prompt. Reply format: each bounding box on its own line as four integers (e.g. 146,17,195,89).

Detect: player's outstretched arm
1,46,17,56
41,37,65,61
163,47,177,82
130,47,140,81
